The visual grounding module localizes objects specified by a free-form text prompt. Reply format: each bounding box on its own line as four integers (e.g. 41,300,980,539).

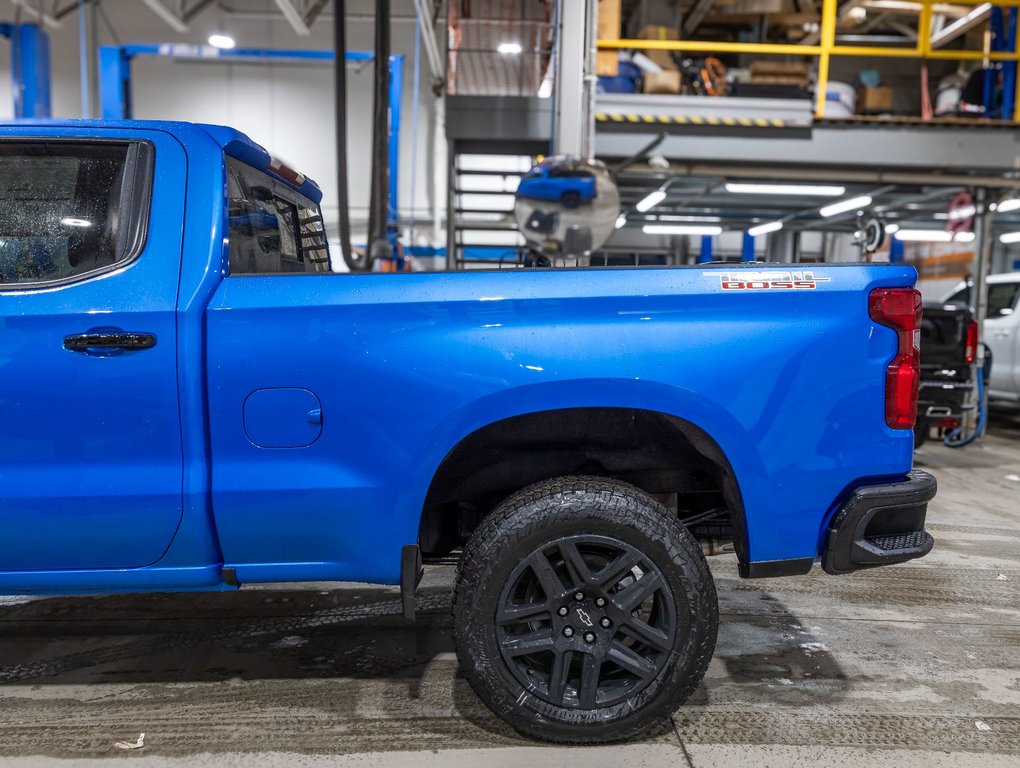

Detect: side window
0,141,150,287
226,158,330,275
988,283,1020,317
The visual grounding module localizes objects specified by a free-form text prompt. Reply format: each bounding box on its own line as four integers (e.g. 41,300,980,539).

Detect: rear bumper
821,470,937,575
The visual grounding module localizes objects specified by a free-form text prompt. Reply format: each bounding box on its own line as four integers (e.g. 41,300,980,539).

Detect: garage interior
0,0,1019,766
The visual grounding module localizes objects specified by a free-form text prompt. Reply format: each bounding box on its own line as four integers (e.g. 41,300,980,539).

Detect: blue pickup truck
0,120,935,744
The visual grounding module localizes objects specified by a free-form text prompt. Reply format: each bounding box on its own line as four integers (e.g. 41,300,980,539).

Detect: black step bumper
821,470,937,575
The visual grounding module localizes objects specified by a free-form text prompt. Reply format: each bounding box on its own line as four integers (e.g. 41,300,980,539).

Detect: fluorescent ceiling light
819,195,872,218
998,198,1020,213
1000,231,1020,243
208,33,236,49
656,214,722,222
497,41,522,54
635,189,667,212
894,229,974,242
642,224,722,235
615,214,627,229
60,217,92,227
894,229,952,242
747,221,783,236
725,182,846,197
948,205,976,221
885,223,900,234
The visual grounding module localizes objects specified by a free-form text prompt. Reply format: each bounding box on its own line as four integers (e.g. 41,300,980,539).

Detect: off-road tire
452,476,718,743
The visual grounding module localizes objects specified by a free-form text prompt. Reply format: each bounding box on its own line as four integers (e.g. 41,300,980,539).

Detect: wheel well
419,407,747,565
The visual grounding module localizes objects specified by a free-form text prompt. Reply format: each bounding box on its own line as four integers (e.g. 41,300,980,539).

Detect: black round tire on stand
452,476,719,743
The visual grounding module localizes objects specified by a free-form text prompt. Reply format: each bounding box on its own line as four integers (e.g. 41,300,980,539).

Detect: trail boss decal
706,271,832,291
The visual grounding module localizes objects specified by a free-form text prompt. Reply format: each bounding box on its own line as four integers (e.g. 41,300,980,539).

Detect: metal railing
597,0,1020,122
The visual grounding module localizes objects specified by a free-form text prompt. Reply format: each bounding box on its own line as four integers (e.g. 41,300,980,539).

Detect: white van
942,272,1020,403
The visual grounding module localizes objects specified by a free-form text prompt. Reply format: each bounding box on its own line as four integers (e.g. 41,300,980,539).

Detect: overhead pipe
334,0,365,271
412,0,445,90
367,0,393,264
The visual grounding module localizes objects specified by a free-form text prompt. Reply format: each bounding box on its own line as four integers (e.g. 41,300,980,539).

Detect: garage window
226,157,330,275
0,141,152,288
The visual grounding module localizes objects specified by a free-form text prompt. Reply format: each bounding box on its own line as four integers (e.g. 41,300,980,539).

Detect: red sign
947,191,975,234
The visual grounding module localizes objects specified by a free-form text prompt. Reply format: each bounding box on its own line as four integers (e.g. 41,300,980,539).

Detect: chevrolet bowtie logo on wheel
576,607,594,627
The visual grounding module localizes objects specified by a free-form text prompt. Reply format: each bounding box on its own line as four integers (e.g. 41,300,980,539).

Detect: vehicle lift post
97,44,403,234
0,22,52,118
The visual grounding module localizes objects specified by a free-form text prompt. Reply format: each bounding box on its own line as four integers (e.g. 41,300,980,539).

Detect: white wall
0,0,443,246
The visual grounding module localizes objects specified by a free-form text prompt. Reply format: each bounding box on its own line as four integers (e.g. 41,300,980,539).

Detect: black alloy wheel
453,476,718,743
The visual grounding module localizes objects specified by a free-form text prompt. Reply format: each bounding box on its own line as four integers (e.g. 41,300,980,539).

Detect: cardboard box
597,0,621,76
857,86,893,113
749,60,809,86
642,70,682,94
636,24,679,71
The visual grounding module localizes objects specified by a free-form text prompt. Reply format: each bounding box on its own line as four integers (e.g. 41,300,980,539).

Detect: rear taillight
869,288,922,430
964,319,978,364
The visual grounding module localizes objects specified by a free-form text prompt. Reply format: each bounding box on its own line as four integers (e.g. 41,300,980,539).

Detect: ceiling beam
142,0,189,33
305,0,330,27
861,1,970,18
800,0,867,45
9,0,61,28
931,1,991,48
274,0,312,35
183,0,215,23
683,0,718,36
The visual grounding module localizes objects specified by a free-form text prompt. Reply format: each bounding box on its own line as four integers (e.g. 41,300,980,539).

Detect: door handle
64,331,157,355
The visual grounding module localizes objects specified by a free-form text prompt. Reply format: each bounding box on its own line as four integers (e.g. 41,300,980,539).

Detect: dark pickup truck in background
916,303,979,447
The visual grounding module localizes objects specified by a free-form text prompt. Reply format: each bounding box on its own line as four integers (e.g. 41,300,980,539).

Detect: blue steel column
698,235,713,263
387,54,404,230
99,46,131,119
889,235,904,263
5,24,52,118
1003,9,1018,121
741,232,756,261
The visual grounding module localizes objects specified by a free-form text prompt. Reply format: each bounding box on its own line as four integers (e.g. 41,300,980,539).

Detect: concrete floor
1,418,1019,767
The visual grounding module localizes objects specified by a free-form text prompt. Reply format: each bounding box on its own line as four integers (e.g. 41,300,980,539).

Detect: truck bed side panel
206,265,915,583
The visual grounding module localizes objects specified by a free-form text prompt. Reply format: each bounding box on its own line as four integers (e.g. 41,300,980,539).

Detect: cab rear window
226,157,330,275
0,141,152,287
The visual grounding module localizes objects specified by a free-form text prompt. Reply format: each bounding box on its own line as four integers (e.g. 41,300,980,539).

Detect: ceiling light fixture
747,221,783,236
60,217,92,227
208,33,236,49
642,224,722,236
724,182,846,196
819,195,873,218
615,214,627,229
497,41,523,54
894,229,974,242
997,198,1020,213
1000,231,1020,243
635,189,667,212
885,223,900,234
656,214,722,222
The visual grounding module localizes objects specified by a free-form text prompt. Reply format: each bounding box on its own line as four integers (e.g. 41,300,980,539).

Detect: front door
0,131,185,572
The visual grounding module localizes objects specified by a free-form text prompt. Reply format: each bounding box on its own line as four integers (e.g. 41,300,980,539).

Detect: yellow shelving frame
596,0,1020,122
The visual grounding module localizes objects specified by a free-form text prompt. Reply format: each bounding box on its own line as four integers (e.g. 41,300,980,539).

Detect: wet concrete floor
0,416,1018,767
